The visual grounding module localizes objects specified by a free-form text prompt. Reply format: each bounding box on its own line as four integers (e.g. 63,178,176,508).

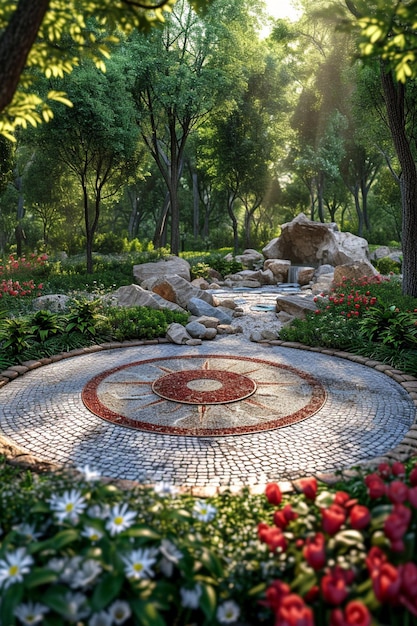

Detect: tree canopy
0,0,211,140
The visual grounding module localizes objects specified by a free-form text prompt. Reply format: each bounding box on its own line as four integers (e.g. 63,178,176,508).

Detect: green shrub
104,306,189,341
373,256,402,275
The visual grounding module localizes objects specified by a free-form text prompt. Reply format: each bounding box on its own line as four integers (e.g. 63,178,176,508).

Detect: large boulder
111,284,186,312
133,255,191,285
151,274,214,309
32,294,71,312
276,295,318,319
333,261,380,285
262,213,369,266
187,297,233,324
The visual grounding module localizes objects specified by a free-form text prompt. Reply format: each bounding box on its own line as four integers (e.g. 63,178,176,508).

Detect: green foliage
373,256,402,275
0,318,33,355
104,306,189,341
279,276,417,375
65,298,105,337
358,304,417,350
29,310,63,343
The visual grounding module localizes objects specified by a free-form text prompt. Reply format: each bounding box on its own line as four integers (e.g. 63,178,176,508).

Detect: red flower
349,505,371,530
399,562,417,617
321,569,349,605
303,585,320,603
409,466,417,486
322,504,347,535
274,504,298,529
384,503,411,551
330,601,371,626
366,546,387,574
258,523,287,553
377,462,392,478
408,485,417,508
303,532,326,570
278,593,314,626
266,482,283,506
386,480,408,504
264,580,291,613
372,562,401,604
334,491,350,507
391,462,406,477
299,477,317,500
364,473,386,499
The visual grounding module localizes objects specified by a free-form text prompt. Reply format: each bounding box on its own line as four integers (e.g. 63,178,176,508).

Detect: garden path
0,287,416,494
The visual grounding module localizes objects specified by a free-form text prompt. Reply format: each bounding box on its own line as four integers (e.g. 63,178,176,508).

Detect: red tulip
303,532,327,570
266,482,282,506
409,466,417,486
349,504,371,530
408,485,417,508
384,503,411,550
264,579,291,613
299,477,318,500
258,523,287,553
278,593,314,626
322,504,347,535
330,601,372,626
365,546,387,574
399,562,417,617
377,462,392,478
386,480,408,504
321,569,349,605
364,473,386,499
274,504,298,529
372,562,401,604
392,461,406,477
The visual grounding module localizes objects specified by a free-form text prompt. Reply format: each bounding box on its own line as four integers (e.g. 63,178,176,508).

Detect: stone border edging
0,336,416,498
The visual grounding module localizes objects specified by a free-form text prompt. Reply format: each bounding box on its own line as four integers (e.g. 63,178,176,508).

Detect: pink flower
392,462,406,477
399,562,417,616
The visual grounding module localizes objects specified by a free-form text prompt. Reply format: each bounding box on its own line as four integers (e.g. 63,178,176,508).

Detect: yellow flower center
9,565,19,576
65,503,74,512
133,563,143,572
114,516,124,525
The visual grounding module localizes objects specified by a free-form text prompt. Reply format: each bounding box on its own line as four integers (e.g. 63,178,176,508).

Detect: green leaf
43,585,72,614
199,547,224,578
130,600,167,626
91,573,124,612
30,529,80,554
24,567,58,589
0,583,23,625
124,525,160,540
200,583,217,622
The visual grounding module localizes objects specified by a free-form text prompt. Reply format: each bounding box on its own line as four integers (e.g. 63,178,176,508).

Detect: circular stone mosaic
82,355,326,436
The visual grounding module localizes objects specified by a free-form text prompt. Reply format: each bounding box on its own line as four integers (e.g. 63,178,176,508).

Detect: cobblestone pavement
0,312,416,492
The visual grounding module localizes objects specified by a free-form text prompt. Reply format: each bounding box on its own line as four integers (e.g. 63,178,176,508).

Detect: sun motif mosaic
81,355,326,436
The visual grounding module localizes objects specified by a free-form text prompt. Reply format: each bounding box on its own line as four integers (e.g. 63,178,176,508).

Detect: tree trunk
153,192,170,249
381,67,417,297
0,0,50,113
227,193,239,255
192,171,199,239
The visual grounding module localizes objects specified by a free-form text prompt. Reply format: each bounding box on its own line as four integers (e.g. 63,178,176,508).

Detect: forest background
0,0,416,291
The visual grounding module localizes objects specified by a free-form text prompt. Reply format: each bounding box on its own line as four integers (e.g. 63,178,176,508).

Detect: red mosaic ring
152,369,256,404
82,355,326,437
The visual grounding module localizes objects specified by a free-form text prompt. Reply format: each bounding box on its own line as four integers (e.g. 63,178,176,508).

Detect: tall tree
128,0,250,255
32,59,141,272
0,0,211,140
344,0,417,296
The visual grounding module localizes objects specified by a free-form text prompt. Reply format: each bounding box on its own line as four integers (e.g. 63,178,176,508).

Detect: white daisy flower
80,526,104,543
0,548,34,589
108,600,132,625
216,600,241,624
77,465,101,482
122,547,158,580
49,489,87,522
193,500,217,522
159,539,183,577
13,523,41,541
87,504,110,519
88,610,112,626
105,503,136,536
62,592,90,623
180,584,202,609
14,601,49,625
69,559,102,589
46,557,66,573
153,481,179,497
